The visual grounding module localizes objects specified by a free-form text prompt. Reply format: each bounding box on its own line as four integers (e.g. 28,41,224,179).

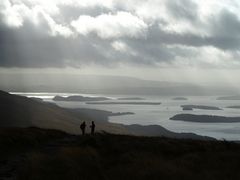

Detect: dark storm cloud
210,9,240,37
0,0,240,68
166,0,198,21
0,21,109,67
146,24,240,50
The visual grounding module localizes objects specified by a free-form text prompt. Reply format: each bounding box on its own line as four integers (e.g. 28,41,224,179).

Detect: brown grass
1,128,240,180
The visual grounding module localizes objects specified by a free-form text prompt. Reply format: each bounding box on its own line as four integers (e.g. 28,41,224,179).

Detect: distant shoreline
181,105,222,110
170,114,240,123
86,102,161,105
226,106,240,109
53,95,111,102
217,95,240,100
117,97,145,100
173,97,188,100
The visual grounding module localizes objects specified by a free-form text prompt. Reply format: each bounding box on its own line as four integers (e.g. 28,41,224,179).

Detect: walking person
90,121,95,135
80,121,86,135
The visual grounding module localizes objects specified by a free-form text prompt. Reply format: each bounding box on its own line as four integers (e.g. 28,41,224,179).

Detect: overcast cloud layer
1,0,240,68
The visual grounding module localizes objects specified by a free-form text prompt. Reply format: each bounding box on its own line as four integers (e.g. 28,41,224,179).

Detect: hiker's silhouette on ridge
90,121,95,135
80,121,86,135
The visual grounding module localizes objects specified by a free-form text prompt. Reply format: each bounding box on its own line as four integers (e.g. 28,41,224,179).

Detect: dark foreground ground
1,127,240,180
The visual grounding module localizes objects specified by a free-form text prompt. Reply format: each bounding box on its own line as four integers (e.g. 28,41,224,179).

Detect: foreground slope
0,127,239,180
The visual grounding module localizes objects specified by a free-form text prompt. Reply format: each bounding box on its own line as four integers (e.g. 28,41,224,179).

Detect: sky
1,0,240,86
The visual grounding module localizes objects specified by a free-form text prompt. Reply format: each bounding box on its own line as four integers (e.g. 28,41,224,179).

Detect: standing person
90,121,95,135
80,121,86,135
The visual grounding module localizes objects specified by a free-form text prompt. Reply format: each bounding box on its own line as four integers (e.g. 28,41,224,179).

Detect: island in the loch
30,97,43,102
182,106,193,111
53,95,111,102
226,106,240,109
173,97,188,100
217,95,240,100
111,112,135,116
117,97,145,100
170,114,240,123
181,105,222,111
86,102,161,105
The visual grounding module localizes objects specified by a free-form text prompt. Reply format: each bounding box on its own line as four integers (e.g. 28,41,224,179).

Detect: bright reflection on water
11,92,240,140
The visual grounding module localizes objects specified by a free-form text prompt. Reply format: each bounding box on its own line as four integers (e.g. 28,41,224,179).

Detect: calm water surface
12,92,240,140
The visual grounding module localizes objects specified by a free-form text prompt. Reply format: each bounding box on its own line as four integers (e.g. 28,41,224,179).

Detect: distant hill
125,124,211,139
170,114,240,123
173,97,188,100
226,106,240,109
117,97,145,100
53,95,110,102
217,95,240,100
86,102,161,105
0,74,216,96
181,105,222,110
1,74,239,95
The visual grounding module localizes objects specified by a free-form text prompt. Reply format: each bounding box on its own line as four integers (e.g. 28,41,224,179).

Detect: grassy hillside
0,90,128,134
0,90,80,132
0,127,240,180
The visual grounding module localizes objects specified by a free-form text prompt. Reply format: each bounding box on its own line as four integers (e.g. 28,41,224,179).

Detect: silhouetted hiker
90,121,95,135
80,121,86,135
